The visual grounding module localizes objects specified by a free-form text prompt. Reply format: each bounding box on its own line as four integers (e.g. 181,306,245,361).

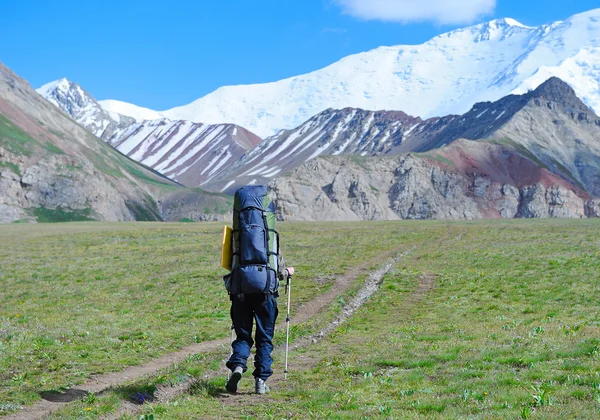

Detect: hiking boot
255,377,270,394
226,366,243,393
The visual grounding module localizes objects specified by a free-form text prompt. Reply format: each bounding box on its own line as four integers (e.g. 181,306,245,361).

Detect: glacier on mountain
38,9,600,140
78,9,600,137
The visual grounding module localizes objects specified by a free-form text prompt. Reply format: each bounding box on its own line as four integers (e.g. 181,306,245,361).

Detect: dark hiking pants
226,294,278,380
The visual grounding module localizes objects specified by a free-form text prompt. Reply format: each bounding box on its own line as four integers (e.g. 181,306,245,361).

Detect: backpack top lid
234,185,275,213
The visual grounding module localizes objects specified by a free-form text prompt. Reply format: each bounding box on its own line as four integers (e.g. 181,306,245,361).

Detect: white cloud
333,0,496,25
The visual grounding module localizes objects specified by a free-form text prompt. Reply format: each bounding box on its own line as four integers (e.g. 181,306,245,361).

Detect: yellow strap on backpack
220,225,233,271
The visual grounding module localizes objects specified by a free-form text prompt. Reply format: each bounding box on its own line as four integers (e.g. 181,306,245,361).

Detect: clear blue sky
1,0,598,110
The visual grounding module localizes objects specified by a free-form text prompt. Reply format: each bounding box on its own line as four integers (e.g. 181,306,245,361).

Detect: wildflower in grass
132,392,152,404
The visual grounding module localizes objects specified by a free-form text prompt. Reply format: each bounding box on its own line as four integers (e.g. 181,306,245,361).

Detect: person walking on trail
222,185,294,394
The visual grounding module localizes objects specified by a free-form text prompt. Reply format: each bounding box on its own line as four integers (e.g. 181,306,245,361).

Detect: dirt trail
193,272,437,413
6,250,398,420
108,252,405,419
132,232,458,416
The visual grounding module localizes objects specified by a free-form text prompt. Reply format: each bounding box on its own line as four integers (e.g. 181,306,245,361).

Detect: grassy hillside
1,220,599,419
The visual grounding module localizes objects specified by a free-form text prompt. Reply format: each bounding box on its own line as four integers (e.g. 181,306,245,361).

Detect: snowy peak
36,78,135,138
38,78,263,188
38,78,96,116
37,78,70,99
134,8,600,137
453,17,535,43
502,18,530,28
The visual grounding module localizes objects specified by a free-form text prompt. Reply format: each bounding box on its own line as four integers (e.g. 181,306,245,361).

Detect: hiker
223,185,294,394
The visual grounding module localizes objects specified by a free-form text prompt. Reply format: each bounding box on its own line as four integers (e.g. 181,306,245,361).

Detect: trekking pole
284,272,293,379
227,323,234,380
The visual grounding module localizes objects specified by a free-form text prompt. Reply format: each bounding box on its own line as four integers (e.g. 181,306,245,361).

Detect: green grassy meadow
1,220,599,419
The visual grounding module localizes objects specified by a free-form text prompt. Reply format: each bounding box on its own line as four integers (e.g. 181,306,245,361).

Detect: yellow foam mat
220,225,233,271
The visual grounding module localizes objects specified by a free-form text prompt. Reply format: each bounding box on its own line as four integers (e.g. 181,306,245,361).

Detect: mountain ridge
36,79,261,188
265,76,600,221
50,8,600,137
204,77,597,195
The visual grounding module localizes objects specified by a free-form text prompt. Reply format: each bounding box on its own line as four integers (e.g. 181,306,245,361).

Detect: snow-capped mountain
38,78,135,138
37,80,261,187
87,9,600,137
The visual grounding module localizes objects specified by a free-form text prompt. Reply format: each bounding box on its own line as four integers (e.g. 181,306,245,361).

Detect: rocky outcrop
0,146,135,221
270,148,592,221
585,199,600,217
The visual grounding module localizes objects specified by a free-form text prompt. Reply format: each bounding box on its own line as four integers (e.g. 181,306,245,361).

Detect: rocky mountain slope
270,143,599,221
0,63,231,223
205,77,600,196
202,108,448,193
268,78,600,221
95,9,600,137
394,77,600,197
37,80,261,187
107,119,260,187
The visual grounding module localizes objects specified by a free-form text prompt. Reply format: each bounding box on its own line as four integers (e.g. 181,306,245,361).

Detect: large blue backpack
225,185,279,295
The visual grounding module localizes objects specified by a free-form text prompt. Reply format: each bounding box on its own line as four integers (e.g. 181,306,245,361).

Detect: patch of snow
332,132,358,155
163,125,225,173
404,124,420,136
476,109,489,118
207,149,232,177
220,180,236,192
495,110,506,120
261,167,282,178
201,145,231,176
244,165,270,177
